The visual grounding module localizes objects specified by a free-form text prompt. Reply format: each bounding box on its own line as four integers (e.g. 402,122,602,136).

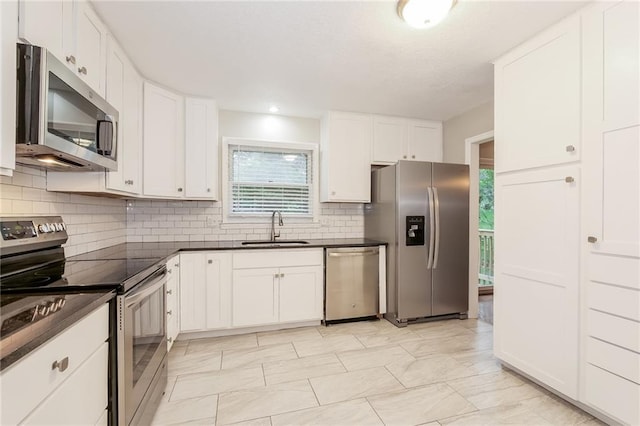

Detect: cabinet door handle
167,337,173,343
411,155,415,159
167,310,172,316
78,66,87,75
178,188,183,192
52,357,69,372
175,263,180,267
280,273,285,278
566,145,576,152
587,236,598,243
65,55,76,65
167,269,172,274
403,155,407,159
565,176,575,183
166,289,172,295
208,259,213,264
207,188,211,192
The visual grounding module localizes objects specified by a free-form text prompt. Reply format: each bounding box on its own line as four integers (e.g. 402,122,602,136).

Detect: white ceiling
92,0,586,121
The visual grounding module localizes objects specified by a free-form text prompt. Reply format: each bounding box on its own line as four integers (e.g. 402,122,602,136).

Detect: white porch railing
479,229,494,286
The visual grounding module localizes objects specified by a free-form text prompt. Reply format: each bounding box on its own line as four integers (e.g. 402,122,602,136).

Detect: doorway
464,130,494,322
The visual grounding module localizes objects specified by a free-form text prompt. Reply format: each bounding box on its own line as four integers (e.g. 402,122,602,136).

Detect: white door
143,82,185,198
205,252,232,329
494,165,580,399
278,266,323,322
74,1,106,96
232,268,279,327
407,120,443,162
185,98,218,199
582,3,640,424
372,115,406,164
179,253,206,332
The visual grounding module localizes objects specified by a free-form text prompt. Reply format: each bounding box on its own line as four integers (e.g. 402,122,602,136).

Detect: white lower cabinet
179,252,232,333
166,255,180,350
232,249,324,327
0,304,109,425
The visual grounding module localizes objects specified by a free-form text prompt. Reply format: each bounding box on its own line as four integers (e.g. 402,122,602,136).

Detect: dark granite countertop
68,238,387,262
0,290,115,371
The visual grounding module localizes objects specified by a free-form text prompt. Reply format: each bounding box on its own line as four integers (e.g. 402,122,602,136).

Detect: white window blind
228,144,313,216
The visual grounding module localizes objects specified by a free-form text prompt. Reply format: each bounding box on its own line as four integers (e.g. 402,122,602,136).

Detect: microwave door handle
96,119,114,155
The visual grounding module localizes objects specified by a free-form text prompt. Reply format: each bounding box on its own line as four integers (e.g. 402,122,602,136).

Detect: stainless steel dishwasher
325,247,379,321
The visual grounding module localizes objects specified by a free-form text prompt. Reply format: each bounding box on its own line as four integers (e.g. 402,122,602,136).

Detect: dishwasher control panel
406,216,425,246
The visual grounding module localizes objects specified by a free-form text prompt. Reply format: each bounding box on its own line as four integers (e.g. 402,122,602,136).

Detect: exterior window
227,143,314,217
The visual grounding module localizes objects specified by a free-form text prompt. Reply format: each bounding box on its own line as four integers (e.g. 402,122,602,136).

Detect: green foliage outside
479,168,494,230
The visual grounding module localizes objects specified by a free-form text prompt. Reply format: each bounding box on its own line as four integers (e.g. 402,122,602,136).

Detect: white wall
126,110,364,242
443,101,494,163
0,165,127,256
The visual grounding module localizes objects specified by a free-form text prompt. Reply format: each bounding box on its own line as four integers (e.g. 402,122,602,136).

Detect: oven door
118,267,167,426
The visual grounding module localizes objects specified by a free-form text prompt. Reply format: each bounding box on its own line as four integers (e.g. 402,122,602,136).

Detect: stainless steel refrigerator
365,161,469,326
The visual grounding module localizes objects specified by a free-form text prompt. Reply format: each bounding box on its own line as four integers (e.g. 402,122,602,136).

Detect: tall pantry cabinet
494,2,639,424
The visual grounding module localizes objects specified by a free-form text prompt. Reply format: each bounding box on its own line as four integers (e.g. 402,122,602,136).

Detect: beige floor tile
447,370,545,410
222,343,298,370
151,394,217,425
438,401,553,425
168,350,222,378
293,334,364,357
450,349,502,376
309,366,404,405
401,331,493,356
386,354,478,388
458,319,493,333
226,417,272,426
367,383,477,425
520,395,594,425
257,327,324,346
409,320,476,340
417,423,441,426
216,380,318,425
271,398,383,426
263,353,346,385
355,327,423,348
170,366,265,401
337,344,415,371
186,333,257,355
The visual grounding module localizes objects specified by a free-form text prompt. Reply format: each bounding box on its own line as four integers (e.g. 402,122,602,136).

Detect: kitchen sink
241,240,310,246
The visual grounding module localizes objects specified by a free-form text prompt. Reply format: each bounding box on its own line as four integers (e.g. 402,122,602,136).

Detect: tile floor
152,318,601,426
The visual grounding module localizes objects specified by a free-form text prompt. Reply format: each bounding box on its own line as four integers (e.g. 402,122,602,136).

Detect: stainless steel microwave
15,43,118,171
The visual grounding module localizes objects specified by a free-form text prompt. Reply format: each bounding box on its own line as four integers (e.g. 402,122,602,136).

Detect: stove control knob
48,223,56,232
60,223,66,231
38,224,48,233
38,304,50,316
52,223,59,231
47,301,59,313
55,223,62,231
55,298,66,309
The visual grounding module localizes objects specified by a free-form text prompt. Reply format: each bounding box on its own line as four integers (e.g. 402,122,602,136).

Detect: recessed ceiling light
397,0,455,29
269,105,279,113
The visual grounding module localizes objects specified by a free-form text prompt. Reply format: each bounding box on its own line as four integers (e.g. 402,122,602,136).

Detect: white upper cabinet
372,116,443,164
18,0,107,97
1,1,17,176
494,14,581,173
143,82,185,198
185,98,219,200
320,111,372,202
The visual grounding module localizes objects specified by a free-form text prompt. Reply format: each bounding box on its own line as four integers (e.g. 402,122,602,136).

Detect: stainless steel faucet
271,211,283,241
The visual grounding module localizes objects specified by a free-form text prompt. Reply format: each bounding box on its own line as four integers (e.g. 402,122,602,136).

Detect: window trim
221,137,320,224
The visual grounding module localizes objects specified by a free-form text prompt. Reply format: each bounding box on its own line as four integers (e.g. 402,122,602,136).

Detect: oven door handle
126,271,166,308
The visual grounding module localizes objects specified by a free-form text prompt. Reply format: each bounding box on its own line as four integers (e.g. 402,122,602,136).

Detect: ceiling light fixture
397,0,455,29
269,105,279,113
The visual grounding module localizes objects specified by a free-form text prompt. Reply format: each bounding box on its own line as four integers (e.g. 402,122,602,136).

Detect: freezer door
431,163,470,315
396,161,433,319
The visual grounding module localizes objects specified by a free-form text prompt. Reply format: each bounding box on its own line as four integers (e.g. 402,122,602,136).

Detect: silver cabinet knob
166,289,172,295
167,337,173,343
411,155,415,159
208,259,213,264
52,357,69,372
78,66,87,75
167,310,172,316
65,55,76,65
566,145,576,152
175,263,179,267
587,236,598,243
178,188,183,192
207,188,211,192
565,176,575,183
403,155,407,159
331,191,336,196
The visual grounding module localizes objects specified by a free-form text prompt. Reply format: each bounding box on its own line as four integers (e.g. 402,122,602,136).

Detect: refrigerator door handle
433,187,441,269
427,186,435,269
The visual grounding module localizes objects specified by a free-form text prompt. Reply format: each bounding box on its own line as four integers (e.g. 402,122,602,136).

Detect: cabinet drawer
589,282,640,321
585,364,640,425
588,309,640,353
0,304,109,425
587,337,639,384
233,249,323,269
21,342,109,425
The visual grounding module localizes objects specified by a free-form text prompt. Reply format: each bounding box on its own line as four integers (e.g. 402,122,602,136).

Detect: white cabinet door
321,111,372,202
119,56,143,194
74,1,107,96
179,252,206,332
143,82,185,198
166,256,180,350
205,252,232,329
407,120,443,162
1,1,17,176
21,343,108,426
372,115,406,164
104,35,126,192
495,15,581,173
185,98,218,199
582,3,640,424
17,0,72,64
279,265,323,323
494,166,580,399
232,268,279,327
